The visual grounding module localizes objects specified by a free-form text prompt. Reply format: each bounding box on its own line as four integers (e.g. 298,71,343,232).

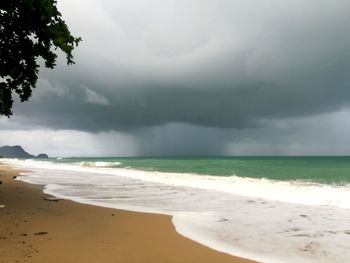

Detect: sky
1,0,350,157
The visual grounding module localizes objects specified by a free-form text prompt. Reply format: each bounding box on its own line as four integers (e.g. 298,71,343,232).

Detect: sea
3,156,350,263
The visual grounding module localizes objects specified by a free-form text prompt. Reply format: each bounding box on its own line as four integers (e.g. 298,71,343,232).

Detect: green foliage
0,0,81,116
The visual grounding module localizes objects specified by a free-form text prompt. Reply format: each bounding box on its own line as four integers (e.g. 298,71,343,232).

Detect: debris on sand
44,197,61,202
34,232,48,236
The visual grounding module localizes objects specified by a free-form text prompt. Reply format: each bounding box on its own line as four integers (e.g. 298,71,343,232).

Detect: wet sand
0,164,256,263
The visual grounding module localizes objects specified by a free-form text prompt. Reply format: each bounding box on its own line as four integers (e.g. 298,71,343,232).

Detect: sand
0,164,256,263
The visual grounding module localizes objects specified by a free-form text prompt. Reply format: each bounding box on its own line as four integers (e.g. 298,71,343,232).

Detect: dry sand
0,164,256,263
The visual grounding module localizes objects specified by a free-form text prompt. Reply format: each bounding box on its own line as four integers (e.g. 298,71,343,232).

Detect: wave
77,161,121,168
3,158,350,209
3,158,350,263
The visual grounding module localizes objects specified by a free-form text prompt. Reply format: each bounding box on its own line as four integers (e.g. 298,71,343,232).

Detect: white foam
78,161,121,167
3,158,350,263
4,158,350,209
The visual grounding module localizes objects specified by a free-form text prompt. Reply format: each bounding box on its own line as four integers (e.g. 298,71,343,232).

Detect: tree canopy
0,0,81,116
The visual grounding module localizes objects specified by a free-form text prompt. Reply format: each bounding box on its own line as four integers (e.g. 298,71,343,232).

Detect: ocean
3,156,350,263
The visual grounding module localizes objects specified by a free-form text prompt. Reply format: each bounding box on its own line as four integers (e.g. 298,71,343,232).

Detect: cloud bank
2,0,350,156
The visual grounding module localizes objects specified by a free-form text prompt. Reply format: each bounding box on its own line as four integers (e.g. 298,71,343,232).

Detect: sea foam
3,158,350,263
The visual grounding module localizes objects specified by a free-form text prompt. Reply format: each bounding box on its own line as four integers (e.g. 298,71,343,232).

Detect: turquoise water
52,156,350,185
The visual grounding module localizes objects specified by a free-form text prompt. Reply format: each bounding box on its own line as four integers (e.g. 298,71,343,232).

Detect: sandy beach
0,164,255,263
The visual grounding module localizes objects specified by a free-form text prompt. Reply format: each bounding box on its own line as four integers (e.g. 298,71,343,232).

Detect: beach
0,164,254,263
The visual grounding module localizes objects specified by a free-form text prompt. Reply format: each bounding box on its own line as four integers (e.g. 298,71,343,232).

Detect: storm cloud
2,0,350,156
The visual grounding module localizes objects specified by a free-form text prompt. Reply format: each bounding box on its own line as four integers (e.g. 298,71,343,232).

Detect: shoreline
0,164,256,263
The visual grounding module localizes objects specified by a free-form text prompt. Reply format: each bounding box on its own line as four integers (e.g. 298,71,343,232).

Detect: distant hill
36,153,49,158
0,145,48,159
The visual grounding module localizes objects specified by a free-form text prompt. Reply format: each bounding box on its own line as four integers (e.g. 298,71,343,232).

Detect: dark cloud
3,0,350,155
12,74,350,132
